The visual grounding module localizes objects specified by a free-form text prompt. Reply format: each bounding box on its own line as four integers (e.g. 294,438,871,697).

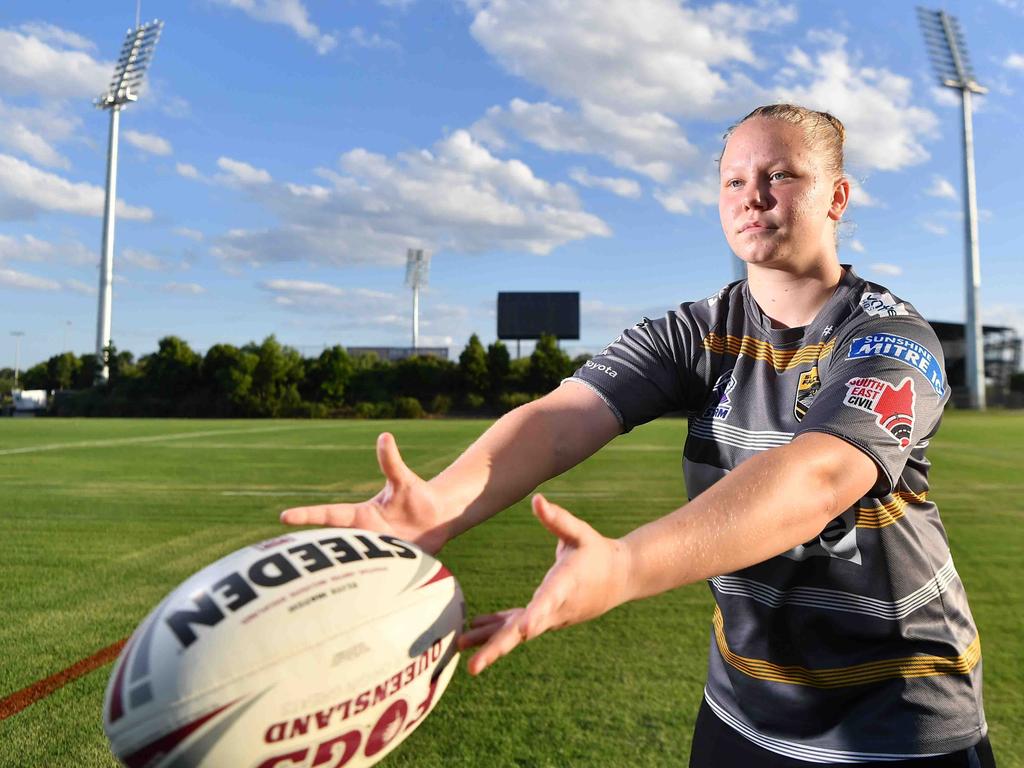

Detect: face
718,117,848,270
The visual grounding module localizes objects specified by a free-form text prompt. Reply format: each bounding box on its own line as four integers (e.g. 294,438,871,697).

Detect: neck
746,258,844,329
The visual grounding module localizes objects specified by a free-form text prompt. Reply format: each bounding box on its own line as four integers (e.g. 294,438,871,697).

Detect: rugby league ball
103,528,464,767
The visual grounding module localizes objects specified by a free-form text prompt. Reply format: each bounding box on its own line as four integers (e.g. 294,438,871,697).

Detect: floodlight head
405,248,430,289
97,19,164,109
916,7,986,93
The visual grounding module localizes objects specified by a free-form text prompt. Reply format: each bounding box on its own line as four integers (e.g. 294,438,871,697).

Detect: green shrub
430,394,452,415
463,392,486,411
353,401,378,419
394,396,426,419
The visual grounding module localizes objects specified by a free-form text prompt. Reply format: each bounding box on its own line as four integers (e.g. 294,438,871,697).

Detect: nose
743,182,767,210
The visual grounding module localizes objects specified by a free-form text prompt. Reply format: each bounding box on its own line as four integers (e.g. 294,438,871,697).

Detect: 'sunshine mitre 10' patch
847,334,944,396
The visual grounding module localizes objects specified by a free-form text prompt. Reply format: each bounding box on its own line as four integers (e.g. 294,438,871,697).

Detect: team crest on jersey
794,365,821,422
859,290,909,318
702,369,736,421
843,376,916,450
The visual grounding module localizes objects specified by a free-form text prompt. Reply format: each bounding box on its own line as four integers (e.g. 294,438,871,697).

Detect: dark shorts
689,698,996,768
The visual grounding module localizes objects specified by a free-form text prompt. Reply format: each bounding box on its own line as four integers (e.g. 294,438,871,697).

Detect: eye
769,171,789,182
726,179,743,189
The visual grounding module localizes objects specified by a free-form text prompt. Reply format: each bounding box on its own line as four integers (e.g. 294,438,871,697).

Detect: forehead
720,118,812,170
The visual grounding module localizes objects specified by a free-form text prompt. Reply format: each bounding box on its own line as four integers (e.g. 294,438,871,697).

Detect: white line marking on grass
222,490,342,497
0,424,315,456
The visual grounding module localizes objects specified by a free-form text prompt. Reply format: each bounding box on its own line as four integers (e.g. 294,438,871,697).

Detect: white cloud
210,0,336,54
776,35,939,172
869,262,902,276
926,175,957,200
349,27,399,51
569,168,641,198
847,178,881,208
0,233,56,263
920,220,948,236
216,156,272,185
17,22,96,51
213,129,610,266
173,227,204,241
848,239,865,253
176,162,202,180
0,234,95,266
473,99,698,183
653,170,720,214
0,267,60,291
123,130,173,156
121,248,172,271
930,86,961,108
0,27,110,99
467,0,794,117
983,303,1024,335
0,153,152,221
1004,52,1024,71
163,282,206,295
0,98,80,169
262,278,473,346
65,277,96,295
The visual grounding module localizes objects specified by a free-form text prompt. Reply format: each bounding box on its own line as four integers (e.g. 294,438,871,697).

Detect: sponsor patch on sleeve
843,376,916,450
847,334,945,395
859,290,909,318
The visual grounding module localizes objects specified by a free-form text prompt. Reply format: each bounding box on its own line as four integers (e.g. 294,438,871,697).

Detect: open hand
279,432,450,554
458,493,631,675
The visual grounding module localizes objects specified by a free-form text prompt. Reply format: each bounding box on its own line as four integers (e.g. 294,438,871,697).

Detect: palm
280,433,448,554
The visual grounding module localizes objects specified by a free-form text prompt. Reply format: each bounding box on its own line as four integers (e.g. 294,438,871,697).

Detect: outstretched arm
280,381,622,553
462,431,878,673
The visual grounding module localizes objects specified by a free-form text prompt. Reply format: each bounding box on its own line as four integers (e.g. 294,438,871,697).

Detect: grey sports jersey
570,267,986,763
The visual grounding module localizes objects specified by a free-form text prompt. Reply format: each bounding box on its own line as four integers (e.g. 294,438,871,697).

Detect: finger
458,622,507,650
532,494,592,546
469,610,520,629
279,503,356,527
376,432,412,487
467,617,527,676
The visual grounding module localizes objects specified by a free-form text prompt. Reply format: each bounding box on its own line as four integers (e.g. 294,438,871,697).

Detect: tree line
1,334,588,418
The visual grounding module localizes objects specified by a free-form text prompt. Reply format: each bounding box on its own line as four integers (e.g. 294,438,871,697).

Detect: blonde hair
722,104,846,179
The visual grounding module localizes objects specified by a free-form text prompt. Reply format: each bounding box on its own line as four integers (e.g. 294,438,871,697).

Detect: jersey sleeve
566,305,707,432
795,317,950,493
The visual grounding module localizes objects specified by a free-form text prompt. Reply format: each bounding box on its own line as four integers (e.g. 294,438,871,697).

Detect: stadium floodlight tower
405,248,430,351
10,330,25,389
917,7,987,409
93,19,164,384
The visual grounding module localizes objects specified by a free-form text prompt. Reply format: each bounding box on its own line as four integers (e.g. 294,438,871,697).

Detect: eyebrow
720,158,793,172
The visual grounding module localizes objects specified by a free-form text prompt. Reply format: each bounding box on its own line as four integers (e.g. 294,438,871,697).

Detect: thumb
532,494,591,546
376,432,412,486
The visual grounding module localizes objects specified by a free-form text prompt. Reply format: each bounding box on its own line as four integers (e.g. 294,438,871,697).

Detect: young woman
281,105,995,766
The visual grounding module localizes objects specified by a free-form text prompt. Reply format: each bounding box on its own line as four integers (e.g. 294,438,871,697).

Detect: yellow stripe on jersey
702,333,836,372
856,490,929,529
712,606,980,689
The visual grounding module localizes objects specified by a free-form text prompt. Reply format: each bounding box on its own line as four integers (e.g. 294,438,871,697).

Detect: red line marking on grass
0,637,127,721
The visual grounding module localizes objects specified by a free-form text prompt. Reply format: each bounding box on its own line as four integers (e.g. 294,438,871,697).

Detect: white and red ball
103,528,464,767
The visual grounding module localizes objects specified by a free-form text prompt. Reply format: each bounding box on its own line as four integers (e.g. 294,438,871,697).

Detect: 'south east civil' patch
843,376,916,450
847,334,945,396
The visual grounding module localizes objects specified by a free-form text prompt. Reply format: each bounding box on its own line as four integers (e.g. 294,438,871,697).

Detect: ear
828,177,851,221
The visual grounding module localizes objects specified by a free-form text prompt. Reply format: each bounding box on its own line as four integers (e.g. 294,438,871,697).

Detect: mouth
739,222,777,234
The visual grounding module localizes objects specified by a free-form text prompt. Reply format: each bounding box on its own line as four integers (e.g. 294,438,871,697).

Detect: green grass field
1,414,1021,767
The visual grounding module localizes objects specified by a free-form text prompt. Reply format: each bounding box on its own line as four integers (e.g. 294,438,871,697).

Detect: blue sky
1,0,1022,370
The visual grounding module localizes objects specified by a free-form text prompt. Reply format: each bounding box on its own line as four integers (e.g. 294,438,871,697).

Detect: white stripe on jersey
709,557,960,621
703,688,947,763
689,418,794,452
